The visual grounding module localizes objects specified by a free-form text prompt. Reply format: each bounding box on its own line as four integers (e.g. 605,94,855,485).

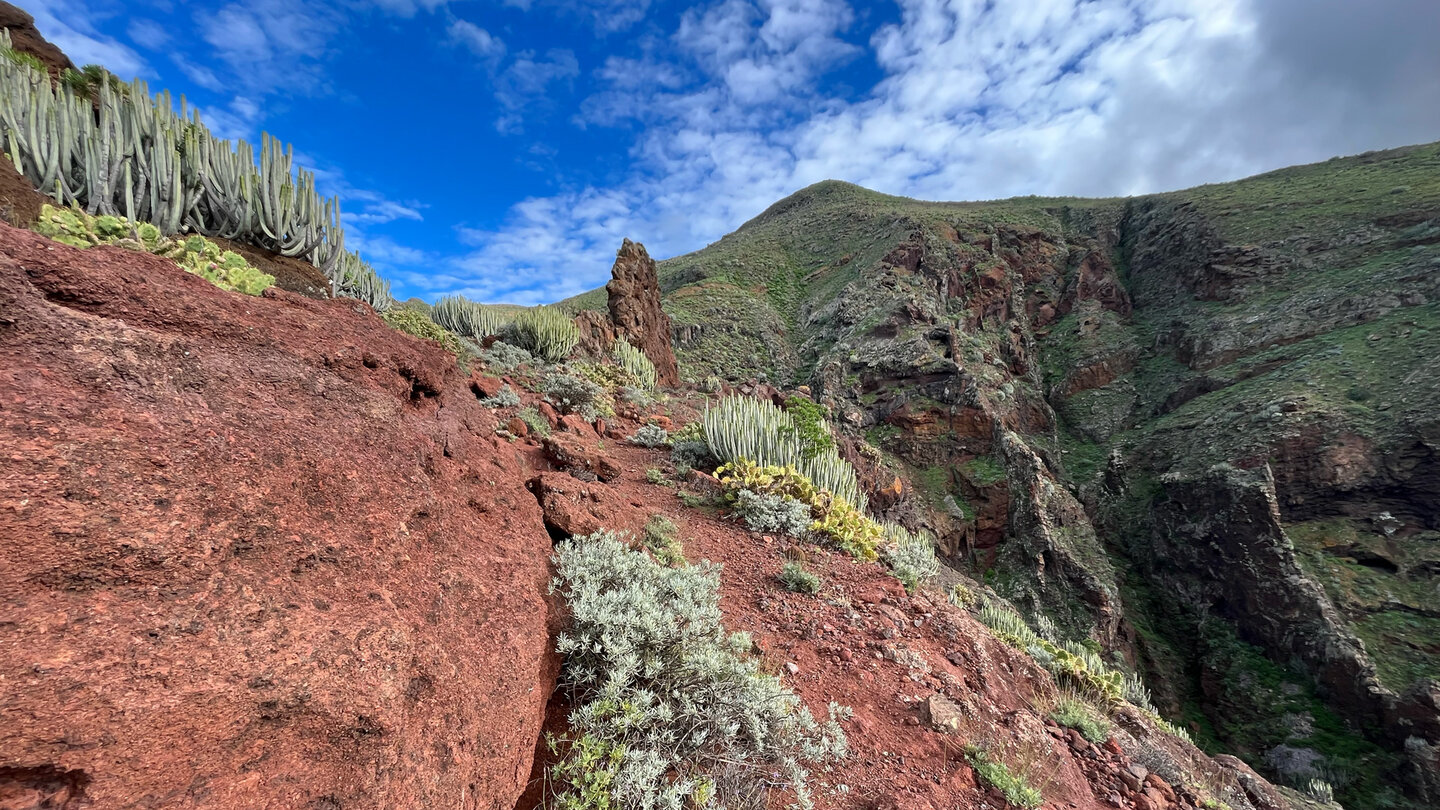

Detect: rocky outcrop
574,307,616,358
1151,467,1390,726
607,239,680,386
1145,464,1440,793
0,224,559,809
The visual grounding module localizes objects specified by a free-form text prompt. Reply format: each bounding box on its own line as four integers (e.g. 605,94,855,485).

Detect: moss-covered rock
34,204,275,296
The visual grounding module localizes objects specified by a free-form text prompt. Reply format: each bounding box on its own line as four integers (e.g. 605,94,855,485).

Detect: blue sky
24,0,1440,304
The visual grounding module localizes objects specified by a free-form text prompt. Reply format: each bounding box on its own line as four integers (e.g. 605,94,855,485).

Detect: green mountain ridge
567,140,1440,808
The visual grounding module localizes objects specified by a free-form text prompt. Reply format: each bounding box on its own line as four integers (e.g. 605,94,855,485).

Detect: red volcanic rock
542,434,620,482
526,472,645,538
559,413,594,435
0,224,558,810
470,372,506,399
606,239,680,387
574,308,617,358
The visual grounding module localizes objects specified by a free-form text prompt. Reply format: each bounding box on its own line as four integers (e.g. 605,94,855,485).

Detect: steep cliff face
0,224,560,809
562,143,1440,807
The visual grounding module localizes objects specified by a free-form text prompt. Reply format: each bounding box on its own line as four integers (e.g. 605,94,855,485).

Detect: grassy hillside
565,140,1440,808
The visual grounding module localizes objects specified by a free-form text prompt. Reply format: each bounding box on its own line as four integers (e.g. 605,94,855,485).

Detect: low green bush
629,424,670,448
549,531,850,810
33,204,274,295
881,523,940,592
543,372,607,421
965,746,1042,809
1049,697,1110,744
518,406,551,437
642,514,684,566
381,307,466,356
782,396,835,460
733,490,812,536
478,384,521,409
482,340,533,371
778,562,821,594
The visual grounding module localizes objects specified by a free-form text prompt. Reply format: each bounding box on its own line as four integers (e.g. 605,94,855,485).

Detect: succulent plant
432,295,513,341
612,337,658,389
0,32,385,308
33,203,273,295
504,306,579,362
701,395,866,510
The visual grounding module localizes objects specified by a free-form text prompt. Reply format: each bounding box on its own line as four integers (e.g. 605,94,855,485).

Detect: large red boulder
0,225,559,809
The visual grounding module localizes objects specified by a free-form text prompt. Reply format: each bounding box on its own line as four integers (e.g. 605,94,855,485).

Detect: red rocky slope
0,218,1299,810
0,224,558,809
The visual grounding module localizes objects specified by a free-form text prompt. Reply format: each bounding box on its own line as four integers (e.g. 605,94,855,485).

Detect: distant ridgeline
0,30,394,310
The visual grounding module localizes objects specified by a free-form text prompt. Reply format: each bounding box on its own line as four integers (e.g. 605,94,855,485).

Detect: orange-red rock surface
0,224,559,809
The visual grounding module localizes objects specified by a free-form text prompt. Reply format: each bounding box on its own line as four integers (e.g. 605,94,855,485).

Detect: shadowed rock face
607,238,680,387
0,223,559,809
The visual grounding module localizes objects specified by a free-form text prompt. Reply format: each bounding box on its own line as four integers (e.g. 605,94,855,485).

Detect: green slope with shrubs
565,141,1440,809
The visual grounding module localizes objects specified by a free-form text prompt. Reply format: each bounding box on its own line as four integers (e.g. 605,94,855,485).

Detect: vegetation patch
34,204,275,295
505,306,580,361
613,338,658,390
778,561,822,594
381,307,467,357
629,424,670,449
964,746,1043,809
641,515,685,566
517,406,551,437
703,394,865,509
1048,697,1110,744
716,459,881,560
548,531,849,810
880,523,940,593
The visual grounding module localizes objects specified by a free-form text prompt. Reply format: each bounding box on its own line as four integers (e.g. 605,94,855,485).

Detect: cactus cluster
34,203,273,295
0,32,391,309
612,337,658,389
431,295,513,342
701,395,866,510
504,306,579,362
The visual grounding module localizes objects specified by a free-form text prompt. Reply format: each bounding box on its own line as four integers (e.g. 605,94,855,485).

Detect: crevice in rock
397,362,440,404
0,764,91,809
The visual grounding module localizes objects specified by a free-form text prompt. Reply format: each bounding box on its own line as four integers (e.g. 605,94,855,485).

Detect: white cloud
364,0,460,16
347,200,426,227
494,49,581,133
199,96,264,141
26,0,149,78
194,0,340,96
126,18,169,50
449,19,506,64
439,0,1440,305
172,54,225,92
349,233,430,267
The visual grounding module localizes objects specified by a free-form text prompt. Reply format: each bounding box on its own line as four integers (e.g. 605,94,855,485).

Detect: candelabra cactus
612,338,658,389
432,295,513,341
701,395,866,510
0,31,391,309
504,306,580,362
